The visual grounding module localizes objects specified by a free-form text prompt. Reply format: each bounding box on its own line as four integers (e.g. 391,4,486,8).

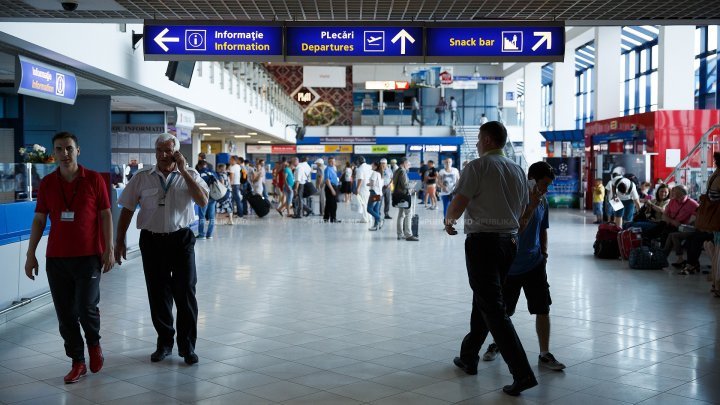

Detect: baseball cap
380,158,388,164
314,158,324,165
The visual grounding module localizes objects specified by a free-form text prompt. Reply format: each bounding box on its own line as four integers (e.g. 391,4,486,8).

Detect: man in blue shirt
323,157,340,223
482,161,566,371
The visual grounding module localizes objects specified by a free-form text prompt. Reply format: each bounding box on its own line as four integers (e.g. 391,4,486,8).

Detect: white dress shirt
356,163,373,192
295,161,312,185
118,165,209,233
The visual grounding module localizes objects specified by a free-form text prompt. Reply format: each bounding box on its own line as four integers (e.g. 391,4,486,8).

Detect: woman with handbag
367,162,384,231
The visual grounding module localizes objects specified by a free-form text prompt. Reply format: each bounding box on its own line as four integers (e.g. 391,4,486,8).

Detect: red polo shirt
35,165,110,258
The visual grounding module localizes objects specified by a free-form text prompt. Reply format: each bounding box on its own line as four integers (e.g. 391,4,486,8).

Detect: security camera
61,0,78,11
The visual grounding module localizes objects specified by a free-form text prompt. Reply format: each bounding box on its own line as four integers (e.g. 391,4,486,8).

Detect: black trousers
686,231,713,266
324,185,338,222
46,256,102,362
139,228,198,354
460,233,534,380
382,186,392,216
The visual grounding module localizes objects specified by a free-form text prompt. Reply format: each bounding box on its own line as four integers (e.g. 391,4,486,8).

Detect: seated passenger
624,184,670,230
663,185,698,229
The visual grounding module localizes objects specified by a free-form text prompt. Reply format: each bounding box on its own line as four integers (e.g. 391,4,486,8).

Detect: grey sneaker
406,236,419,241
538,353,566,371
483,343,499,361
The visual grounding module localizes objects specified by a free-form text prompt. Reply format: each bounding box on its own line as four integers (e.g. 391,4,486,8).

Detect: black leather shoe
453,357,477,375
150,347,172,362
179,351,199,365
502,375,538,396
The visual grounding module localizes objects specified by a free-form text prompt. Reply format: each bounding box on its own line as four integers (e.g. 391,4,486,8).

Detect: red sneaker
88,344,104,373
63,361,87,384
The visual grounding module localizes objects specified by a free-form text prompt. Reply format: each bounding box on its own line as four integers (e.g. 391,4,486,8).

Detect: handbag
369,191,381,202
695,194,720,231
302,182,318,198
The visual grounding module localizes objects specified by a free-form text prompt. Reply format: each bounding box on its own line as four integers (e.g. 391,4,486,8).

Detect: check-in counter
0,201,50,310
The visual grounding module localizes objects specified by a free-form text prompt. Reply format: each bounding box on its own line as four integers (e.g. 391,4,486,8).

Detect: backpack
240,168,248,184
593,223,621,259
209,178,228,201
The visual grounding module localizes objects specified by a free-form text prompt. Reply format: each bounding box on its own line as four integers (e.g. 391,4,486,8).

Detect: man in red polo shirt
24,132,114,384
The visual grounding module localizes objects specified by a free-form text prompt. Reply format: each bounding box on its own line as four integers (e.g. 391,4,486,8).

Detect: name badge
60,211,75,222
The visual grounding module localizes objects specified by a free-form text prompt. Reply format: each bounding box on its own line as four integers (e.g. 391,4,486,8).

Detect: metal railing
664,124,720,198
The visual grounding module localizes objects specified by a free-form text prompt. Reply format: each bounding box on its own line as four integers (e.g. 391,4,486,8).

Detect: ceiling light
248,132,258,135
194,122,207,126
203,133,212,136
258,141,272,144
202,127,222,130
234,135,251,138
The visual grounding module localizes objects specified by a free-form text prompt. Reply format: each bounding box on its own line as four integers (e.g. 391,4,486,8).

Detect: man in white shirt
450,96,458,126
228,156,243,218
115,133,209,366
354,156,373,223
438,158,461,220
293,157,312,218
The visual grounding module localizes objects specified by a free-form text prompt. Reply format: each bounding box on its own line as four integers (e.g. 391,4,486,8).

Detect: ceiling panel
0,0,717,21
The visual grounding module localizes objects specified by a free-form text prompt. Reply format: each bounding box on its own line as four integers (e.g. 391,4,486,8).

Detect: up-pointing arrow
154,28,180,52
391,29,415,55
532,32,552,51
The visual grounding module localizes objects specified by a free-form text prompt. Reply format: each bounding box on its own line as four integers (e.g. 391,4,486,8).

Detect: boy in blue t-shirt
481,161,566,371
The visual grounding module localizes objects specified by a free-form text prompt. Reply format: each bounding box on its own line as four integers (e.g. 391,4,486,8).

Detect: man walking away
393,158,418,241
444,121,538,396
411,97,423,126
324,157,340,223
450,96,458,126
380,158,393,220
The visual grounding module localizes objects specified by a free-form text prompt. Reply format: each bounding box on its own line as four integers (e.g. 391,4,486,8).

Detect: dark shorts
504,260,552,316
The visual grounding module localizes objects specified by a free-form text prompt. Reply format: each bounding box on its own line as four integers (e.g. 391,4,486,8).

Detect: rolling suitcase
410,189,419,237
618,227,642,260
247,193,271,218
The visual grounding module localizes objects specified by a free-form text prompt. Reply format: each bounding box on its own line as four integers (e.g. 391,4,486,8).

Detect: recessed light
194,123,207,127
258,141,272,144
248,132,258,135
202,127,222,130
234,135,251,138
203,133,212,136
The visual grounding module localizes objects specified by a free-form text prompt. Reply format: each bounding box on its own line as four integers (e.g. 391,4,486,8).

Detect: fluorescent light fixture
248,132,258,135
234,135,251,138
202,133,212,136
202,127,222,130
258,140,272,144
194,122,207,126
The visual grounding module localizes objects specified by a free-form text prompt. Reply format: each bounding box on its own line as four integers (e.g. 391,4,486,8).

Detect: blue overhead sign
16,56,77,105
426,25,565,62
143,22,283,61
285,25,423,62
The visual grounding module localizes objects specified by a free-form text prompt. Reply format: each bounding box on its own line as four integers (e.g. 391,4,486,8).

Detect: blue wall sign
426,25,565,62
285,26,423,62
16,56,77,105
143,22,283,61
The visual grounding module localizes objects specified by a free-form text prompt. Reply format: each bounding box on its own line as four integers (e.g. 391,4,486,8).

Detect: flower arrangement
18,144,54,163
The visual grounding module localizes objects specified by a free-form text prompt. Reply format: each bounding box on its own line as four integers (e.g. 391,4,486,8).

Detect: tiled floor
1,203,719,404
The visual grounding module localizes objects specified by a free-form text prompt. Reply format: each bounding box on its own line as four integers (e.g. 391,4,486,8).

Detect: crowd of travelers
593,154,720,297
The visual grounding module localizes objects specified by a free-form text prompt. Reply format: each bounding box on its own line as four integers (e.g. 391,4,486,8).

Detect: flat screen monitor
165,61,195,88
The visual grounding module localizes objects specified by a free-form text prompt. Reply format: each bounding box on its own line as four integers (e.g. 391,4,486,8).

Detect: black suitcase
411,214,420,237
247,193,270,218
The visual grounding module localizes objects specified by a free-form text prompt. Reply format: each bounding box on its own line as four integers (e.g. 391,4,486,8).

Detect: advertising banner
546,157,581,208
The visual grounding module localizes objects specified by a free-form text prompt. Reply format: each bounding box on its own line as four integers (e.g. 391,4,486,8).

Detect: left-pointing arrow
154,28,180,52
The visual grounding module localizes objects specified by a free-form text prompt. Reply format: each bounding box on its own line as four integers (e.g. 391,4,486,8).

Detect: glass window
709,25,718,52
651,45,658,69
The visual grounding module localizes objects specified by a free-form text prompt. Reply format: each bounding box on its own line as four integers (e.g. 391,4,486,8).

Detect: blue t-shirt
324,166,339,186
508,197,549,275
284,167,295,188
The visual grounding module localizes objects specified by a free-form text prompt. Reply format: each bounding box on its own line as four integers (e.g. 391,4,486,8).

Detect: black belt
468,232,517,239
142,228,188,237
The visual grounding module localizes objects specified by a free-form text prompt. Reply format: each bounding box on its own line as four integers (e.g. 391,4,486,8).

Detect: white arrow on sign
154,28,180,52
532,32,552,51
391,29,415,55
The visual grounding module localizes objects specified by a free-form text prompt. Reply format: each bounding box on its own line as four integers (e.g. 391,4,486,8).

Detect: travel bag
246,193,270,218
618,227,643,260
628,246,668,269
593,222,621,259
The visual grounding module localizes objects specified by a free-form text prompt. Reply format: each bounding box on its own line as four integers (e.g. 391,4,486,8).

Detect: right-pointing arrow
532,31,552,51
391,29,415,55
154,28,180,52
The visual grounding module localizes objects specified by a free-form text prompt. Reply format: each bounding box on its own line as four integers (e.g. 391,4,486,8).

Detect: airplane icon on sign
367,36,382,43
364,31,385,52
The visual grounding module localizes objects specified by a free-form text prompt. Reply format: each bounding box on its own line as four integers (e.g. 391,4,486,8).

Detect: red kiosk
584,110,720,209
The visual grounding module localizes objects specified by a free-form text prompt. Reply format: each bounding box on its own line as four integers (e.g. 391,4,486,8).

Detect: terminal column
593,27,622,120
523,64,543,164
658,26,695,110
552,44,576,130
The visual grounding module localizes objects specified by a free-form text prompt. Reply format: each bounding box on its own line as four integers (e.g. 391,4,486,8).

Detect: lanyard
58,171,81,211
157,172,178,197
